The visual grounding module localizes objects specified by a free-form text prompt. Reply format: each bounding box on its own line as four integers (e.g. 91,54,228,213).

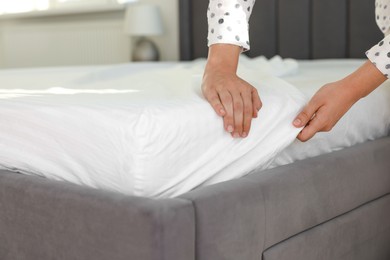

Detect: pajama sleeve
207,0,256,51
365,0,390,77
366,35,390,77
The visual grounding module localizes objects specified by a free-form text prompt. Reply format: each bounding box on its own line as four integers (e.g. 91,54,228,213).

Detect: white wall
0,12,131,68
141,0,179,61
0,0,179,68
0,26,4,68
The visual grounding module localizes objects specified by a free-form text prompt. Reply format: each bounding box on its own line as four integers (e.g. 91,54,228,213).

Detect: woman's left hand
293,60,387,142
292,80,360,142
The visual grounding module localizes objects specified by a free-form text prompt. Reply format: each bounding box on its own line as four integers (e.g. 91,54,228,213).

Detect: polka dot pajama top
208,0,390,78
207,0,255,51
367,0,390,77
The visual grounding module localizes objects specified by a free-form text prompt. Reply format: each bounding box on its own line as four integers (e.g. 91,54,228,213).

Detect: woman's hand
292,80,359,141
202,44,262,138
293,61,387,142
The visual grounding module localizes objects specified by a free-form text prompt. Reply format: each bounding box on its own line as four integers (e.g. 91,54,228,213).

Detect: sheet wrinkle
2,58,388,198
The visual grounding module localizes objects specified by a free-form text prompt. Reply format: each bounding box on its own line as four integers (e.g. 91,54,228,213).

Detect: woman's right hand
202,44,262,138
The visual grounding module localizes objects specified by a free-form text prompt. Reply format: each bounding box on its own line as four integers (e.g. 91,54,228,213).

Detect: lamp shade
124,4,164,36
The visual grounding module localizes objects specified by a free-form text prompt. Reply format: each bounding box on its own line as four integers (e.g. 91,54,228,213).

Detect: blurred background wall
0,0,180,68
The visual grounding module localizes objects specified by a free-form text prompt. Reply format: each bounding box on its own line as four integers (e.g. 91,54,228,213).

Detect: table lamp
124,4,164,61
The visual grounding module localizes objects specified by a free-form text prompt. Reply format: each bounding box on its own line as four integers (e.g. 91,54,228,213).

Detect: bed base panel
1,137,389,260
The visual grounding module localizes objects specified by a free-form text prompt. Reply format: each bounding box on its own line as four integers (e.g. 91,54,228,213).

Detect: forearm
202,1,259,138
294,0,389,142
341,60,387,101
205,44,242,74
205,0,255,75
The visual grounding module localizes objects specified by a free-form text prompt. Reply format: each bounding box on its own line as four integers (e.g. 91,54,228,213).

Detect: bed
1,0,390,259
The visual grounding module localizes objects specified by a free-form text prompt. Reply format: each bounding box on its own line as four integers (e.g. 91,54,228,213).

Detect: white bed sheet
0,58,306,198
0,59,389,198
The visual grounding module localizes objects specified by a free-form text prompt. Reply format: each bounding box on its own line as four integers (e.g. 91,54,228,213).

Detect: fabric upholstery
278,0,311,59
181,137,390,260
312,0,348,58
179,0,383,60
263,194,390,260
349,0,383,57
0,171,195,260
1,137,389,260
182,179,266,260
247,137,390,249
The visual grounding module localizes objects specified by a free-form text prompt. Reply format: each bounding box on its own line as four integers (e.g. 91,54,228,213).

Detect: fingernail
227,125,234,133
242,132,247,138
220,109,225,115
233,133,240,138
293,119,301,126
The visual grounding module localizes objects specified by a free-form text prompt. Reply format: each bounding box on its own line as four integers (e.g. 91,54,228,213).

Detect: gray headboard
180,0,383,60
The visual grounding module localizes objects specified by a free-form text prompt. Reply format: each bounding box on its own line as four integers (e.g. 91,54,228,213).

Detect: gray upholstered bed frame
1,0,389,259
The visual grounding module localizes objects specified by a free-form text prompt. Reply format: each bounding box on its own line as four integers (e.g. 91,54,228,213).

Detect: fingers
202,75,260,138
231,91,244,137
207,87,248,137
204,89,226,117
223,86,260,138
223,87,259,138
293,100,318,128
241,90,254,137
297,107,326,142
231,87,259,138
297,105,337,142
218,90,234,133
252,88,262,118
293,98,322,142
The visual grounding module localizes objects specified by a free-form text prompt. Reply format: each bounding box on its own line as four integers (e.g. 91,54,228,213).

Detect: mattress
0,58,389,198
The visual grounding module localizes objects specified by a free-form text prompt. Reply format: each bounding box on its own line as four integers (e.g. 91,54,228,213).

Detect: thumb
293,101,318,128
